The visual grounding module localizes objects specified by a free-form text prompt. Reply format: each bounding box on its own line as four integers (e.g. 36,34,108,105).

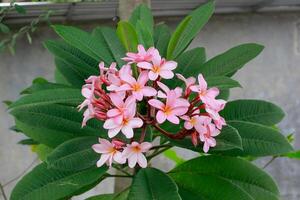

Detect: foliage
6,1,294,200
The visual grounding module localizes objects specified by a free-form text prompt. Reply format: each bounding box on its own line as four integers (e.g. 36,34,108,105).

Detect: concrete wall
1,12,300,199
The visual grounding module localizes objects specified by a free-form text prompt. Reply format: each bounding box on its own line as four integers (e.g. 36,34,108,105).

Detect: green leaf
44,40,98,74
10,163,107,200
53,25,113,65
3,100,13,106
206,76,241,89
14,4,27,14
21,78,72,94
167,16,192,59
0,23,10,33
226,121,293,156
47,137,99,171
221,99,285,125
92,27,126,67
282,150,300,159
167,1,214,59
34,144,53,161
136,20,154,48
169,155,280,200
9,88,82,110
18,138,39,145
11,104,104,147
86,194,114,200
199,43,264,77
164,149,185,166
116,21,138,52
129,4,153,35
217,88,230,100
153,24,171,57
54,68,69,85
128,168,181,200
170,125,242,152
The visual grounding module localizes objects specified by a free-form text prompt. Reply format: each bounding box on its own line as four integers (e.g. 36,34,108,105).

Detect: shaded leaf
116,21,138,52
153,24,171,57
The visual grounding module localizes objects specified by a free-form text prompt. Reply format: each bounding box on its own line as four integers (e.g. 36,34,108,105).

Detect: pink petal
104,118,119,129
148,71,159,80
137,71,149,86
190,85,200,92
140,142,152,151
151,50,161,66
184,121,193,130
161,61,177,70
92,144,110,154
157,91,167,98
109,93,124,107
207,138,216,147
97,154,110,167
159,70,174,79
107,109,121,118
198,74,207,91
137,62,153,70
172,107,188,116
166,90,177,106
120,72,136,85
156,110,167,124
157,81,170,94
148,99,164,109
81,88,92,99
113,151,126,164
167,115,180,124
206,87,220,99
115,84,132,92
121,126,134,138
203,141,210,153
128,118,143,128
138,44,146,54
108,126,122,138
137,153,147,168
142,87,157,97
128,153,138,168
133,91,144,101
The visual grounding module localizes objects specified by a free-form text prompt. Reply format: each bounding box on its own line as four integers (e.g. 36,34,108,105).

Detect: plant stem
0,183,7,200
263,156,278,169
105,174,133,178
148,146,172,160
150,144,172,150
112,165,132,176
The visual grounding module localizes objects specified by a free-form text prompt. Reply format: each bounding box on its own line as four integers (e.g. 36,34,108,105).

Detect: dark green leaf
116,21,138,52
47,137,99,171
221,99,285,125
199,43,264,77
86,194,114,200
129,4,153,35
14,4,27,14
18,138,39,145
53,25,113,65
226,121,293,156
167,1,214,59
169,155,279,200
0,23,10,33
170,125,242,152
206,76,241,89
21,78,72,94
129,168,181,200
10,163,107,200
9,88,83,110
153,24,171,57
11,104,104,147
136,20,154,48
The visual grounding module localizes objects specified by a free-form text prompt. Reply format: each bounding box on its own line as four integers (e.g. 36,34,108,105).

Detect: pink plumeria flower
117,71,157,101
199,123,220,153
107,94,136,124
148,90,189,124
122,141,152,168
92,138,126,167
176,73,196,96
156,81,182,99
190,74,221,107
205,106,226,129
137,50,177,80
122,45,155,63
98,62,117,85
104,106,143,138
107,64,132,92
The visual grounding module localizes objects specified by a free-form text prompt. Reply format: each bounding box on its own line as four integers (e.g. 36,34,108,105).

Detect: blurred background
1,0,300,199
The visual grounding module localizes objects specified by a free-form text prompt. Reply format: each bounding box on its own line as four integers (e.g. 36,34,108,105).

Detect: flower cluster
79,45,227,168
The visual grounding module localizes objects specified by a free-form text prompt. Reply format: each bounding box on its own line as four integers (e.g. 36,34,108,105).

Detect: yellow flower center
132,83,141,92
153,65,160,73
163,105,172,115
132,145,141,153
190,117,197,125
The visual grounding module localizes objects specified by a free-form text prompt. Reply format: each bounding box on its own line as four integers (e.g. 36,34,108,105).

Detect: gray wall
1,12,300,199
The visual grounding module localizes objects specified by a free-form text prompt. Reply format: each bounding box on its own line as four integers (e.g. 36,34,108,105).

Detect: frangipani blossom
117,71,157,101
122,45,155,63
190,74,221,108
199,123,220,153
107,94,136,123
137,50,177,80
122,141,152,168
148,90,189,124
157,81,182,99
176,73,196,96
104,106,143,138
92,138,126,167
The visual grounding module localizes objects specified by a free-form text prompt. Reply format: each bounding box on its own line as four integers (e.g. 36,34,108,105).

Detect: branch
147,146,172,160
0,183,7,200
263,156,278,169
105,173,133,178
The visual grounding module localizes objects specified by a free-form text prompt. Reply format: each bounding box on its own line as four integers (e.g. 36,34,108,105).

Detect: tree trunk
118,0,151,20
